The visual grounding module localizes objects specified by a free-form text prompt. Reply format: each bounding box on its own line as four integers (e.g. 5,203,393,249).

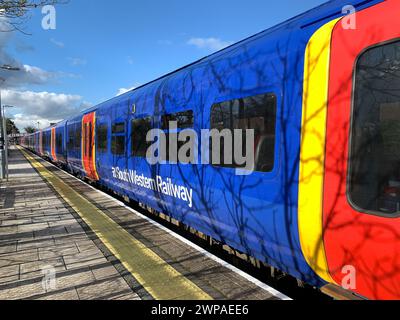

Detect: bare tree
24,125,37,133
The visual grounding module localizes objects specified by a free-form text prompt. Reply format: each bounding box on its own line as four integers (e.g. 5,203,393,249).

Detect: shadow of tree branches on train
177,27,398,299
304,23,400,299
133,29,320,287
109,11,400,300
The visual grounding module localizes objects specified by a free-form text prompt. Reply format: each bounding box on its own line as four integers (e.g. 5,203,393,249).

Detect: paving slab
0,148,139,300
0,146,289,300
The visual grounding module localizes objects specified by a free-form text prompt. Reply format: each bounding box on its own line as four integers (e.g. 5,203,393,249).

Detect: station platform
0,146,290,300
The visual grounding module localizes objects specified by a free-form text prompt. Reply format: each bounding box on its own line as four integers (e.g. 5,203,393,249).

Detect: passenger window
112,123,125,134
111,122,125,155
210,93,277,172
97,123,108,153
45,133,50,149
161,111,194,130
161,110,194,163
56,133,62,153
349,40,400,215
75,123,81,151
131,117,152,158
68,126,74,150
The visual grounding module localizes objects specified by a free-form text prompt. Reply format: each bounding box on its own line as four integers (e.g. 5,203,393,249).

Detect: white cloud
187,37,233,51
0,23,63,88
12,114,53,132
50,38,65,48
0,17,89,132
0,63,63,88
116,86,136,96
67,57,87,66
3,89,92,130
0,19,73,88
22,64,57,83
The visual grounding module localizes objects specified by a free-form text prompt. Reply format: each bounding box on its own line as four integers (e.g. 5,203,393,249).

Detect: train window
75,123,81,151
97,123,108,152
112,136,125,155
42,134,46,148
112,123,125,134
161,111,194,130
56,133,62,153
44,133,50,149
111,122,125,155
131,117,152,158
161,110,195,163
349,40,400,215
210,93,277,172
68,126,74,150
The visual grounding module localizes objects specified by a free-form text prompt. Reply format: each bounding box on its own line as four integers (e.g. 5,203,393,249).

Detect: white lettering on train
111,167,193,208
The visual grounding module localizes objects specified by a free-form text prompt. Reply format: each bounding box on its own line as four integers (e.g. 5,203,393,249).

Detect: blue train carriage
65,114,85,177
87,0,332,286
21,0,400,299
54,121,68,166
41,127,52,160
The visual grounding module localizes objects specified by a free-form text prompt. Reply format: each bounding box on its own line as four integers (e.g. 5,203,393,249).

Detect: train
21,0,400,300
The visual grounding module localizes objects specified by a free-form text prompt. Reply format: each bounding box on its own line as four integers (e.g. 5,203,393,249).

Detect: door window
349,40,400,214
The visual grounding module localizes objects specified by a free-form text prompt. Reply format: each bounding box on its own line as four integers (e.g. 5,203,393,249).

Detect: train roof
69,0,384,118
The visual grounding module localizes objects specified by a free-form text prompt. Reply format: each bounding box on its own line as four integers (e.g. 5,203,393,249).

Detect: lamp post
0,77,5,180
3,105,15,181
0,64,21,181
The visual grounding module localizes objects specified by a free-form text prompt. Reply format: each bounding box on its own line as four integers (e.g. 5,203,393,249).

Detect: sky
0,0,327,131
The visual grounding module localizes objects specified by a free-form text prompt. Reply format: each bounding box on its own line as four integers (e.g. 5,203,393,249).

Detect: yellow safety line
19,147,212,300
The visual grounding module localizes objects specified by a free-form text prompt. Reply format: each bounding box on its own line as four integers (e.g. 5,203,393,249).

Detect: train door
51,127,57,161
82,112,99,180
323,0,400,300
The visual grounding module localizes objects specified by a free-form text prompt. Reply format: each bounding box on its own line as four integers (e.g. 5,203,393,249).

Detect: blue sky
1,0,326,130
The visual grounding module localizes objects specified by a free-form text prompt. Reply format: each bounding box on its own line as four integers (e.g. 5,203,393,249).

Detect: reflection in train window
131,117,152,158
75,124,81,151
161,111,194,130
96,123,108,153
112,122,125,134
161,110,194,163
349,40,400,215
56,133,62,153
210,93,277,172
111,122,125,155
67,125,74,150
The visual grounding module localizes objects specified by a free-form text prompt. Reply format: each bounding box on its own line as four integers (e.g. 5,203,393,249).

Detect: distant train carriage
54,121,67,166
65,115,84,176
41,129,51,159
21,0,400,300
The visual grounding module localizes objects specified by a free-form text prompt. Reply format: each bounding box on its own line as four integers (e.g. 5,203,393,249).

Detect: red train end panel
324,0,400,300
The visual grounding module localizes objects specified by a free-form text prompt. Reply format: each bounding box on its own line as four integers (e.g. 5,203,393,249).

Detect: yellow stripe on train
298,18,341,284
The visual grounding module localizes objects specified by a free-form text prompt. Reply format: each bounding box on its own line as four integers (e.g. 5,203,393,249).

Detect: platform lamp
2,105,16,181
0,64,21,181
